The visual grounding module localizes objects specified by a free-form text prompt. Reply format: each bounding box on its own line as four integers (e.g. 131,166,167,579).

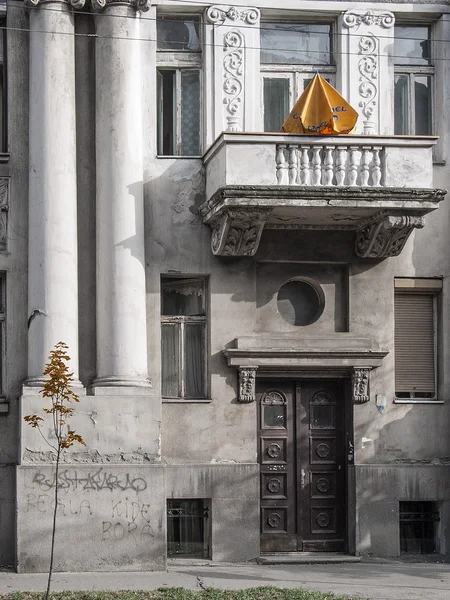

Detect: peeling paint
23,448,160,464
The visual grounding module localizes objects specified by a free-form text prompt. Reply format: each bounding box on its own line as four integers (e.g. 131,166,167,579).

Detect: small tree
24,341,85,600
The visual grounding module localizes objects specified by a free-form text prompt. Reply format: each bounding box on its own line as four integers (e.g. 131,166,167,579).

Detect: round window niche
276,278,325,326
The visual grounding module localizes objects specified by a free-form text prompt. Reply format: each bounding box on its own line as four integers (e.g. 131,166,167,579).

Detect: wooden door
258,379,347,553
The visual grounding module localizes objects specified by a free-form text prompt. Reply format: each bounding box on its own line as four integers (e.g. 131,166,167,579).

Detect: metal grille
400,501,439,554
167,499,209,557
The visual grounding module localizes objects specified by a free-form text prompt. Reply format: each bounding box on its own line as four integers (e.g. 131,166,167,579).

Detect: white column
93,0,150,391
204,5,261,147
26,0,80,385
338,10,395,135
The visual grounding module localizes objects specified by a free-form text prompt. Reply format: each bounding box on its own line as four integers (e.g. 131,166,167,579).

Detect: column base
91,376,153,396
23,378,85,395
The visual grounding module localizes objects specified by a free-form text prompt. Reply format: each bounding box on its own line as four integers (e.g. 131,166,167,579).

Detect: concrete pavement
2,560,450,600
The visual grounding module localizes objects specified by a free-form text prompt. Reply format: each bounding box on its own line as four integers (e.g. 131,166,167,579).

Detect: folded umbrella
281,73,358,135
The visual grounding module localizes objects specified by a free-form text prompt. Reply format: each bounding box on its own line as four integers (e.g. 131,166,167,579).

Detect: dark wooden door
258,379,346,553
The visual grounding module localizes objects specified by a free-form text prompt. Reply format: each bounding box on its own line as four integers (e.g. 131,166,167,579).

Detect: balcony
200,133,446,258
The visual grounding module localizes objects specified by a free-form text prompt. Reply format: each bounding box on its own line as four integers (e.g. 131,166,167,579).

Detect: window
157,15,202,156
161,277,208,399
260,22,334,132
400,501,440,554
394,26,433,135
394,278,442,401
167,499,209,557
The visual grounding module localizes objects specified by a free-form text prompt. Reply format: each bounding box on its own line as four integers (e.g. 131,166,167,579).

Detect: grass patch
0,588,363,600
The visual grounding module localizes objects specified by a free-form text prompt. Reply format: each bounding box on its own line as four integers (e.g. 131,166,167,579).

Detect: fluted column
26,0,81,385
92,0,151,391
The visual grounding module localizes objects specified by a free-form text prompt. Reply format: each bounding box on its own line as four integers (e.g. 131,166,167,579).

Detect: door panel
258,383,297,552
258,379,346,553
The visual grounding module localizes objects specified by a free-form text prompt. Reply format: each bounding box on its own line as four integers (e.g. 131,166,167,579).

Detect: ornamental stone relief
238,366,258,403
206,6,260,134
223,30,244,131
355,215,425,258
209,207,272,256
206,5,260,25
343,10,394,134
352,367,371,404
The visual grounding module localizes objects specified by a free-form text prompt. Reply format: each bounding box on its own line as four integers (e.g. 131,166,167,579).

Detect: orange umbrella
281,73,358,135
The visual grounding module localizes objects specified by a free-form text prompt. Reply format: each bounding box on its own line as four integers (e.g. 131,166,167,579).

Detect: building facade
0,0,449,571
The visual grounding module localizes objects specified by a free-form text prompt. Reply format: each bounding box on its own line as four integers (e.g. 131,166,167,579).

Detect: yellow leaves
23,342,85,453
60,429,86,449
24,414,44,428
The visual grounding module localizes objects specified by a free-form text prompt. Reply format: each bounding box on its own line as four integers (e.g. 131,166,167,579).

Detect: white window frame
394,24,435,136
156,14,203,157
260,66,336,131
394,278,442,404
161,277,209,402
259,21,336,132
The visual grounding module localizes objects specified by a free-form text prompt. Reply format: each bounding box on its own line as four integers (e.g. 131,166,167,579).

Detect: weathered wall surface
17,465,166,573
165,464,259,561
0,465,15,568
356,466,450,556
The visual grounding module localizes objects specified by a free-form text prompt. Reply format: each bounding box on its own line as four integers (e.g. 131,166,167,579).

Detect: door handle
300,468,306,486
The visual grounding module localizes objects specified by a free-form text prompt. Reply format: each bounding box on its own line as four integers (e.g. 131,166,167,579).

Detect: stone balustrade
204,133,438,200
275,143,383,187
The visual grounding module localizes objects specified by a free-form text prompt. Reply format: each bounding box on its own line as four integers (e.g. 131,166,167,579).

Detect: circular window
276,278,325,326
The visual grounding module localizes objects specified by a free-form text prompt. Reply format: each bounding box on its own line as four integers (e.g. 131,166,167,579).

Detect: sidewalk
2,560,450,600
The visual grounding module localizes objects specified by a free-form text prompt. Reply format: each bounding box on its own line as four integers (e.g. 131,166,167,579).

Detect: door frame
257,371,355,554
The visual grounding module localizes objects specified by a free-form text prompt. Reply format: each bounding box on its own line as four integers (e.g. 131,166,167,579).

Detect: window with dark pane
400,501,439,554
157,69,201,156
161,277,207,399
394,26,433,135
167,499,209,557
157,16,201,52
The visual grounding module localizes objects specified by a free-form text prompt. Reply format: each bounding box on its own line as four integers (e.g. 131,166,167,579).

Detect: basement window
400,501,440,554
167,499,209,557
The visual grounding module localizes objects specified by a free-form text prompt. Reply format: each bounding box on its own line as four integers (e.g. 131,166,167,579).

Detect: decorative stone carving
355,215,425,258
0,179,8,252
238,366,258,403
343,10,395,29
209,208,272,256
25,0,86,6
223,30,244,131
206,5,260,25
205,6,260,139
91,0,151,12
342,10,394,134
352,367,371,404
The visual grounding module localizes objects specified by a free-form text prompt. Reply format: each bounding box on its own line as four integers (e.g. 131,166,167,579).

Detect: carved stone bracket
355,215,425,258
238,366,258,403
352,367,371,404
209,207,272,256
0,179,8,252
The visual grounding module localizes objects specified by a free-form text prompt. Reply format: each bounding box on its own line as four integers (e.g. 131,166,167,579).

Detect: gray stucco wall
0,465,15,568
